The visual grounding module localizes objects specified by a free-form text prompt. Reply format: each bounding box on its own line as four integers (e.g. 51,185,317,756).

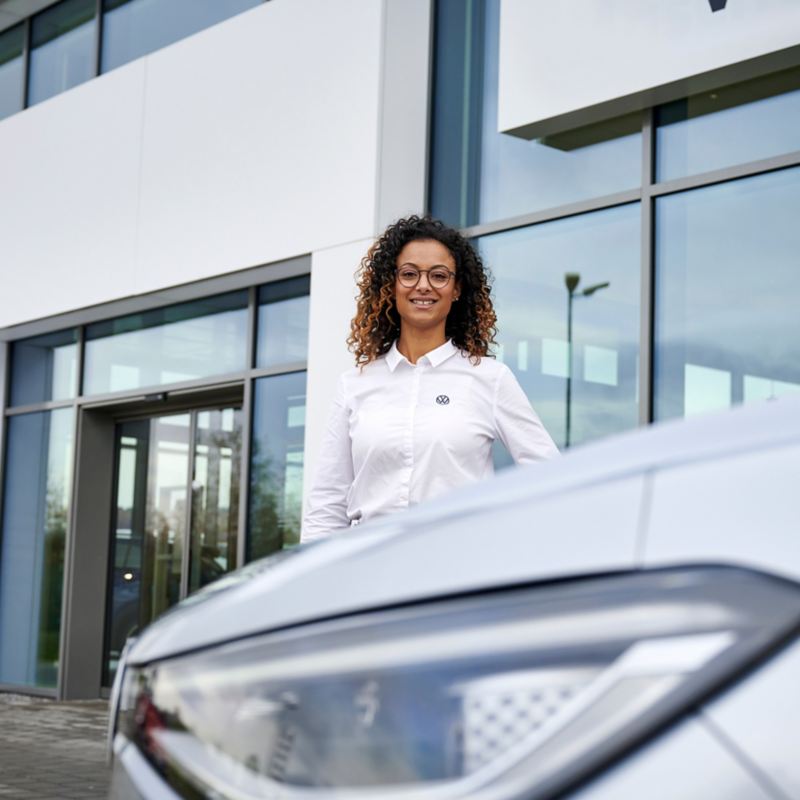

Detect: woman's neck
396,327,447,365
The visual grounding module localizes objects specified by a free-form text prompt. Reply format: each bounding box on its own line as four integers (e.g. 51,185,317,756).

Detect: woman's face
394,238,459,335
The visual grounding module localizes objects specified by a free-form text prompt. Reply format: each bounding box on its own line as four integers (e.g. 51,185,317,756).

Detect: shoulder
453,350,509,380
339,356,389,391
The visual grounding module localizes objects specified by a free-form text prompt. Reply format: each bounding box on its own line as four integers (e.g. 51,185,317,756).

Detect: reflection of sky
479,204,641,448
84,309,247,395
479,0,640,224
658,82,800,181
655,167,800,418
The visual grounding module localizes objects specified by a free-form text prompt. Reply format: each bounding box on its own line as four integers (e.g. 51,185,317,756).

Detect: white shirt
302,340,558,541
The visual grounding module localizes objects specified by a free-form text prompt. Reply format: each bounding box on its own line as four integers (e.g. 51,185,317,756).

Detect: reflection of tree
248,439,301,562
36,483,67,686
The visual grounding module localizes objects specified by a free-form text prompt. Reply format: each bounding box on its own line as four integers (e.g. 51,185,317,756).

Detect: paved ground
0,693,110,799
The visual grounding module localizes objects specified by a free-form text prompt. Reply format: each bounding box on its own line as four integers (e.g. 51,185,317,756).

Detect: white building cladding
0,0,798,699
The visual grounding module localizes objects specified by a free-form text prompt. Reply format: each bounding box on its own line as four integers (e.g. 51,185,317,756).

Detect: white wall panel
303,238,369,501
0,0,387,327
500,0,800,138
135,0,383,293
0,62,145,328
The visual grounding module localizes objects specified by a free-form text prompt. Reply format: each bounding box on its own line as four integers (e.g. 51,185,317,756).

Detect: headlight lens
117,567,800,799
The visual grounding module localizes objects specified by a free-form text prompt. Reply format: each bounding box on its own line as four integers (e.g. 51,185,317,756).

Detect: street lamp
564,273,610,449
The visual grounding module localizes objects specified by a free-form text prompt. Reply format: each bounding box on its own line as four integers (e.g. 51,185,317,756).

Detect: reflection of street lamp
564,273,610,449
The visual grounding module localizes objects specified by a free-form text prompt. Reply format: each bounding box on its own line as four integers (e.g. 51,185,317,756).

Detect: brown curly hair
348,216,497,365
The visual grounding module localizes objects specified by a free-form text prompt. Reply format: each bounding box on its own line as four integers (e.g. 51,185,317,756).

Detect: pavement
0,693,110,799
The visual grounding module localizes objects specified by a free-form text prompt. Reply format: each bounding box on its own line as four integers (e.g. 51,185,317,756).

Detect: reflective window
27,0,96,107
0,409,74,688
101,0,262,72
0,24,24,120
257,276,310,370
84,291,248,395
10,328,78,407
654,167,800,420
430,0,640,228
657,67,800,182
189,407,242,593
479,204,641,453
248,371,306,560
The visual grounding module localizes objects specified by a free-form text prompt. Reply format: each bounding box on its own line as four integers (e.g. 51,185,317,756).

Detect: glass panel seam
57,405,82,700
647,149,800,199
461,189,642,240
179,412,197,601
5,400,78,415
639,109,655,426
237,378,254,570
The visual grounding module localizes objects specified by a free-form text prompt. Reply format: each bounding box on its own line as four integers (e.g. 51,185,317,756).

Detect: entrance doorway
103,405,242,685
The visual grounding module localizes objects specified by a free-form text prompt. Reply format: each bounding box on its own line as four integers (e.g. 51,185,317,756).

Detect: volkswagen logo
436,395,450,405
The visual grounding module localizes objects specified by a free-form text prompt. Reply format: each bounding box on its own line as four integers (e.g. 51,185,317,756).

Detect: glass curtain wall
654,167,800,419
0,409,74,688
430,0,800,438
27,0,96,106
0,24,24,121
480,205,641,451
84,292,248,395
0,272,309,692
249,281,310,560
101,0,261,72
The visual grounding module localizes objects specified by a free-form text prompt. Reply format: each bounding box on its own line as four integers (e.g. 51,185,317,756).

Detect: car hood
126,395,800,665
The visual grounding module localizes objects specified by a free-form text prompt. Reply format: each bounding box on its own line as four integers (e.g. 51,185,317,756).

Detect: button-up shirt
302,340,558,541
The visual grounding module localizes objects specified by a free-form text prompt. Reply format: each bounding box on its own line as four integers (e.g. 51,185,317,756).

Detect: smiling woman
302,216,558,541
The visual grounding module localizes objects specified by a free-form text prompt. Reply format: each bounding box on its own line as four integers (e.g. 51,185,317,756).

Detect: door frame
58,383,243,700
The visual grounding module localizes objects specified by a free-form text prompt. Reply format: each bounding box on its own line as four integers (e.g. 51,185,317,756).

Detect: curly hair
348,215,497,366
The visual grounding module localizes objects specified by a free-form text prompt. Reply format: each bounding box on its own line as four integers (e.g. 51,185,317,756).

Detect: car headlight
115,566,800,799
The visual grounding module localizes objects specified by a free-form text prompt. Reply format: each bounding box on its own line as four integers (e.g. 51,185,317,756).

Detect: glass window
10,328,78,407
430,0,641,228
0,408,74,688
27,0,96,107
83,291,248,395
478,203,641,452
256,276,310,370
654,167,800,420
101,0,262,72
0,24,24,121
248,371,306,560
657,67,800,182
189,407,243,593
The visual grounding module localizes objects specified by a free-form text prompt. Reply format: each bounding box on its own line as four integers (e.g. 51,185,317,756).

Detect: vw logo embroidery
436,395,450,405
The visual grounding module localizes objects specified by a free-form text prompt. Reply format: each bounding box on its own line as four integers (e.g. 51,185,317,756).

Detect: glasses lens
429,270,451,288
398,268,419,287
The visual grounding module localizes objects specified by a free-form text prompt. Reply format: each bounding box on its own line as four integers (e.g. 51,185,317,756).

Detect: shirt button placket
401,365,421,505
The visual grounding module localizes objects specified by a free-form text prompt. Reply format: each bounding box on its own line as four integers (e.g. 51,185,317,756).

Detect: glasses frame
395,267,458,289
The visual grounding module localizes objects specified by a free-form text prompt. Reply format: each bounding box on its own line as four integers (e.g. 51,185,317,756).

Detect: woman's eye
430,271,448,282
400,270,418,280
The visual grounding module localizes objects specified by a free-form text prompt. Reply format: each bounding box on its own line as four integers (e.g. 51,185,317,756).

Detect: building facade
0,0,798,699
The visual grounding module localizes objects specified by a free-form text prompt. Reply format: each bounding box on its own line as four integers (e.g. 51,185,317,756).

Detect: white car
108,396,800,800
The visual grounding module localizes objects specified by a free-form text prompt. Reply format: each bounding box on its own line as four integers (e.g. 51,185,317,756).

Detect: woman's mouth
410,299,436,306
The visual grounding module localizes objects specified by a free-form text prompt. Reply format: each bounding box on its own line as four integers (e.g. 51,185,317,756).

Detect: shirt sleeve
301,374,355,542
493,365,560,463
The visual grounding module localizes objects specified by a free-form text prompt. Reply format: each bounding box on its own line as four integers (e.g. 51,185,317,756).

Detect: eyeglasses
396,266,456,289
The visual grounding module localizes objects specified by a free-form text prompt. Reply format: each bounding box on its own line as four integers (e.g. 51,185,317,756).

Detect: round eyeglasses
396,266,456,289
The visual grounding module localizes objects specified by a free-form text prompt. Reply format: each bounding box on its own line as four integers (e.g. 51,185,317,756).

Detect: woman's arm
301,375,355,542
493,364,559,463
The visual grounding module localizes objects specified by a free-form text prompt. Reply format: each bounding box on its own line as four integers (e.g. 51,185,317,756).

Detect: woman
302,215,557,541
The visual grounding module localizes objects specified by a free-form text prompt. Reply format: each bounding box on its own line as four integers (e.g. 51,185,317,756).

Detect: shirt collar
386,339,459,372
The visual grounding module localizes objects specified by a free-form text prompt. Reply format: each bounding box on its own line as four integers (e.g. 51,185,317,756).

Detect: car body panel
701,638,800,800
642,442,800,582
126,396,800,667
566,712,775,800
